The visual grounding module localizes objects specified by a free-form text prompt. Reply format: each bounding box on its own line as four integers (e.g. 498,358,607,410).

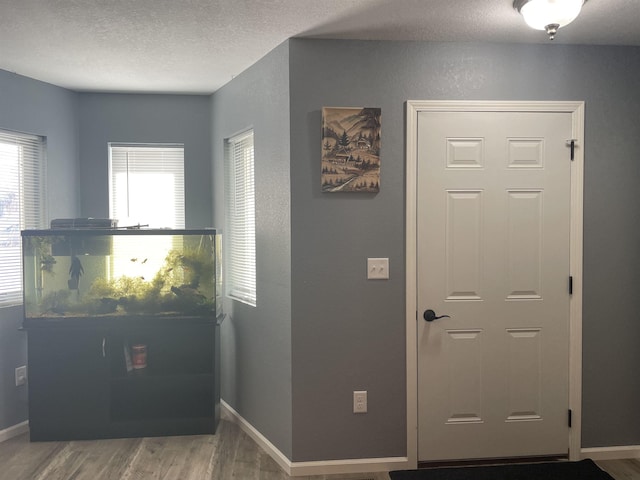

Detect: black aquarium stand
23,315,221,441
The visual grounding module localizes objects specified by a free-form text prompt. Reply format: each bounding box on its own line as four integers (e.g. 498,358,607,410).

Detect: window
224,130,256,306
109,143,185,229
0,129,46,306
109,143,185,279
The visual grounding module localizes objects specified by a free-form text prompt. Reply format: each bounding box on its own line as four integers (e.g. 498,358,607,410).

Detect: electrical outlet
353,390,367,413
15,366,27,386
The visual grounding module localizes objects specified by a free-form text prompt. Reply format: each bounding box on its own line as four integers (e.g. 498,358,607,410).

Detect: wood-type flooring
0,418,636,480
0,419,387,480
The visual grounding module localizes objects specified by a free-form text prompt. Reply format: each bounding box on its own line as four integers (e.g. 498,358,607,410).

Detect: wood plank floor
0,419,388,480
0,419,635,480
597,459,640,479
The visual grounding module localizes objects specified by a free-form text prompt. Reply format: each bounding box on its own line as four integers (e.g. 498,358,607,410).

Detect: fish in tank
21,228,222,320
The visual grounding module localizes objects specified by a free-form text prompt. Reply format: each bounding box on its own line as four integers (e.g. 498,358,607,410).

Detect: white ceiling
1,0,639,94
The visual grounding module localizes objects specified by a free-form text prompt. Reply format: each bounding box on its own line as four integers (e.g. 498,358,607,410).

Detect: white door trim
405,100,584,467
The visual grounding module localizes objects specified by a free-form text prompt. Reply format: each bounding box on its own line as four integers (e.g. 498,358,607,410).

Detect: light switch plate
367,258,389,280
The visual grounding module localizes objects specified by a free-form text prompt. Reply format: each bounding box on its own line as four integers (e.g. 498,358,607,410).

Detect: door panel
417,111,572,462
445,190,483,300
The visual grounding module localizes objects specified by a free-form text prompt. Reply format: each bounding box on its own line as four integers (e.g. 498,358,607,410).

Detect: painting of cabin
321,107,381,193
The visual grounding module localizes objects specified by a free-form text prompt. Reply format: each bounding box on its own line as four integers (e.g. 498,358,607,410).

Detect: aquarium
21,228,222,320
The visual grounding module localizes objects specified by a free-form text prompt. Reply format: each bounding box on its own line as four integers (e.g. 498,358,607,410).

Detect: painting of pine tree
321,107,381,193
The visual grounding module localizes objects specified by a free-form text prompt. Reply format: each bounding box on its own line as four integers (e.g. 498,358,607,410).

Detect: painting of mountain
321,107,381,193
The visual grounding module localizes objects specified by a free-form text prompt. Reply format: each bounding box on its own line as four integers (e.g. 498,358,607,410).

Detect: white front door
417,109,573,461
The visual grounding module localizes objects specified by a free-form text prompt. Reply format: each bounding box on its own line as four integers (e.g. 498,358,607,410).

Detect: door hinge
568,409,572,428
569,276,573,295
566,139,577,161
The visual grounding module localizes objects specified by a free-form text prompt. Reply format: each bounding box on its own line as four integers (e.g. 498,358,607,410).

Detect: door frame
405,100,584,467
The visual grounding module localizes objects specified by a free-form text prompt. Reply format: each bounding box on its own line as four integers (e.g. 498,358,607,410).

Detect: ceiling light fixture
514,0,586,40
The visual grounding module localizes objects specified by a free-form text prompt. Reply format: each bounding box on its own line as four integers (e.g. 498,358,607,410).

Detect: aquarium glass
21,229,221,319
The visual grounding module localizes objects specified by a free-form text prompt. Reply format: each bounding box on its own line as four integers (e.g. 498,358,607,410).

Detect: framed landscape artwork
321,107,381,193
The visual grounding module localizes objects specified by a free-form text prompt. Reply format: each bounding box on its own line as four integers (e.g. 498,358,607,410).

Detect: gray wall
77,93,213,228
287,39,640,460
0,70,79,431
211,42,293,458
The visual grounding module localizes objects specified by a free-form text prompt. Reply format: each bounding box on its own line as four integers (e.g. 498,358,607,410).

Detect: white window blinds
109,143,185,229
225,130,256,306
0,129,46,306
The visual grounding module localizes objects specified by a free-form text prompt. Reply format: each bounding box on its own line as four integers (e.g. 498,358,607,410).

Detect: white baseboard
581,445,640,461
220,400,409,477
220,400,292,474
289,456,410,477
0,421,29,443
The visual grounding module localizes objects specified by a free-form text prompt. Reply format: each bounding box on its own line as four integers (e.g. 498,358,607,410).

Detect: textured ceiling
0,0,639,94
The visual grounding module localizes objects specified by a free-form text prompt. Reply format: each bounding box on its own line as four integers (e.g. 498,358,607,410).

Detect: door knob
423,309,450,322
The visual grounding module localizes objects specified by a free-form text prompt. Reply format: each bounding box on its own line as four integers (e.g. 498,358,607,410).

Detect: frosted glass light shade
517,0,584,31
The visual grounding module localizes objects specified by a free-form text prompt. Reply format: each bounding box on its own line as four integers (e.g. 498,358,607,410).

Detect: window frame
224,129,256,307
0,129,47,307
108,142,185,229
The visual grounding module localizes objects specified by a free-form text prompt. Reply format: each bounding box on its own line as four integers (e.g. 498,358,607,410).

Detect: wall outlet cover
15,366,27,386
353,390,368,413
